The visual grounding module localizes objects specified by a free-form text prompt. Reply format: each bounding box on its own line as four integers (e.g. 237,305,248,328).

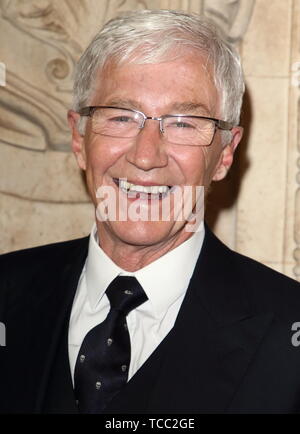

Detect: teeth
118,179,170,195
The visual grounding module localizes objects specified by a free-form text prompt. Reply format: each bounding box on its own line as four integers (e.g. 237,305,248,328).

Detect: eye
173,121,194,128
110,116,134,123
167,119,196,129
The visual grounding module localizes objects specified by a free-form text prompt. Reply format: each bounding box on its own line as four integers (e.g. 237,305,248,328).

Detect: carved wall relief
203,0,255,42
294,98,300,280
290,0,300,281
0,0,87,152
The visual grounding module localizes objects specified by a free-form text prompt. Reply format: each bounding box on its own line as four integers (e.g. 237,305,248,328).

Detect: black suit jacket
1,226,300,414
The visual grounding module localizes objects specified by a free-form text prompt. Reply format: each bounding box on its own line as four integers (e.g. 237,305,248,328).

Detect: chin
107,220,176,247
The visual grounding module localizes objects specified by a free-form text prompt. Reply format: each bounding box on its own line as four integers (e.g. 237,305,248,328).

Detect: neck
96,223,196,272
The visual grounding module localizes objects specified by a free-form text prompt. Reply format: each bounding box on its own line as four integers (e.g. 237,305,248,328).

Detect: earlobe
211,144,234,182
67,110,87,171
212,126,244,182
212,163,229,181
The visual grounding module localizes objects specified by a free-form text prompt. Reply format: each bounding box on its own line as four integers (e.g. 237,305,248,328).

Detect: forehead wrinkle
92,55,219,115
98,98,212,116
103,98,144,111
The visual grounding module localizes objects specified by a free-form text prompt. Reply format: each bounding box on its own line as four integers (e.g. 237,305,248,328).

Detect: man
0,9,300,414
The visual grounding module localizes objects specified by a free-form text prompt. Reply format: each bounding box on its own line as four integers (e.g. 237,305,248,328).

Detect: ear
212,126,244,181
67,110,87,170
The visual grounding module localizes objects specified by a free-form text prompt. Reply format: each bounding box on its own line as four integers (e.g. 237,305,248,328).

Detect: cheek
84,137,117,173
189,146,222,187
176,147,207,185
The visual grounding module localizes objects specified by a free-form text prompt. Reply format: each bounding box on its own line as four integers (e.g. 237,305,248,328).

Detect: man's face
69,51,242,255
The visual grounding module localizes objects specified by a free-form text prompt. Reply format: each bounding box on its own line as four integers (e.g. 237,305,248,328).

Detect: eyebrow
104,99,143,110
103,99,212,116
170,102,211,116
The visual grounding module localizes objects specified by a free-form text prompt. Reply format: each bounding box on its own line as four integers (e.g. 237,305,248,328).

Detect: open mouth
113,178,173,199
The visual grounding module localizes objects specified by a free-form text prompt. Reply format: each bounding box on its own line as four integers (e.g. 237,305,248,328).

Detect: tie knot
106,276,148,316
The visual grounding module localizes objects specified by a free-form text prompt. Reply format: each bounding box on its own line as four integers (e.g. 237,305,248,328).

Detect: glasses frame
78,105,234,146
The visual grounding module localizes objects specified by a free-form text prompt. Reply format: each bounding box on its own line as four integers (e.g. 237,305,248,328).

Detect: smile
113,178,172,198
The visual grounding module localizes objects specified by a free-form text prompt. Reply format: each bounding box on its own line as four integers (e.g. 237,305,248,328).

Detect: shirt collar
85,222,205,319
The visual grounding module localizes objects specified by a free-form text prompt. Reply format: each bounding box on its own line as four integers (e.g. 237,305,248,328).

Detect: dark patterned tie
74,276,148,414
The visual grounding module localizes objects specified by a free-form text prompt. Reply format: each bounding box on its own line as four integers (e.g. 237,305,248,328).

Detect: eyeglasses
78,106,234,147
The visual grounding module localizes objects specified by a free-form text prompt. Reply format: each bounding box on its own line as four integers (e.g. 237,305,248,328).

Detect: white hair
73,9,245,141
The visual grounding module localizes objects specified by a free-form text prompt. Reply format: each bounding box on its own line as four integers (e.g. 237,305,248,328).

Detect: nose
125,119,168,171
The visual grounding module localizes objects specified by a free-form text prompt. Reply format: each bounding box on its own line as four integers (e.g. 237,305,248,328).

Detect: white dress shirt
68,222,205,383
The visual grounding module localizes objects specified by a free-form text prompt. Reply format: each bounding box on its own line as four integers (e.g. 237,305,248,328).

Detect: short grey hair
73,9,245,138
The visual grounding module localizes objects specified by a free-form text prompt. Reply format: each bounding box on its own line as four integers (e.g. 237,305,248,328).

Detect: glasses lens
91,108,141,138
163,116,215,146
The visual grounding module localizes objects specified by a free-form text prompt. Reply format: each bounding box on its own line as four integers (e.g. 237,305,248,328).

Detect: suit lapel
33,237,89,413
146,301,273,413
105,227,274,413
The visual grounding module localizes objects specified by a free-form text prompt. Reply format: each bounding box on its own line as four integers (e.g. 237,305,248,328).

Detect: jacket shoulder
0,237,89,268
227,239,300,316
0,237,89,318
0,237,89,293
203,226,300,317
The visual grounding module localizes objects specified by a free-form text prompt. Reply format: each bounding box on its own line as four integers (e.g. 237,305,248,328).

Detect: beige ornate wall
0,0,299,281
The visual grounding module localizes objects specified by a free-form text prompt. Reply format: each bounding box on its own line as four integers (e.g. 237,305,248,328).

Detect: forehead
90,51,220,116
